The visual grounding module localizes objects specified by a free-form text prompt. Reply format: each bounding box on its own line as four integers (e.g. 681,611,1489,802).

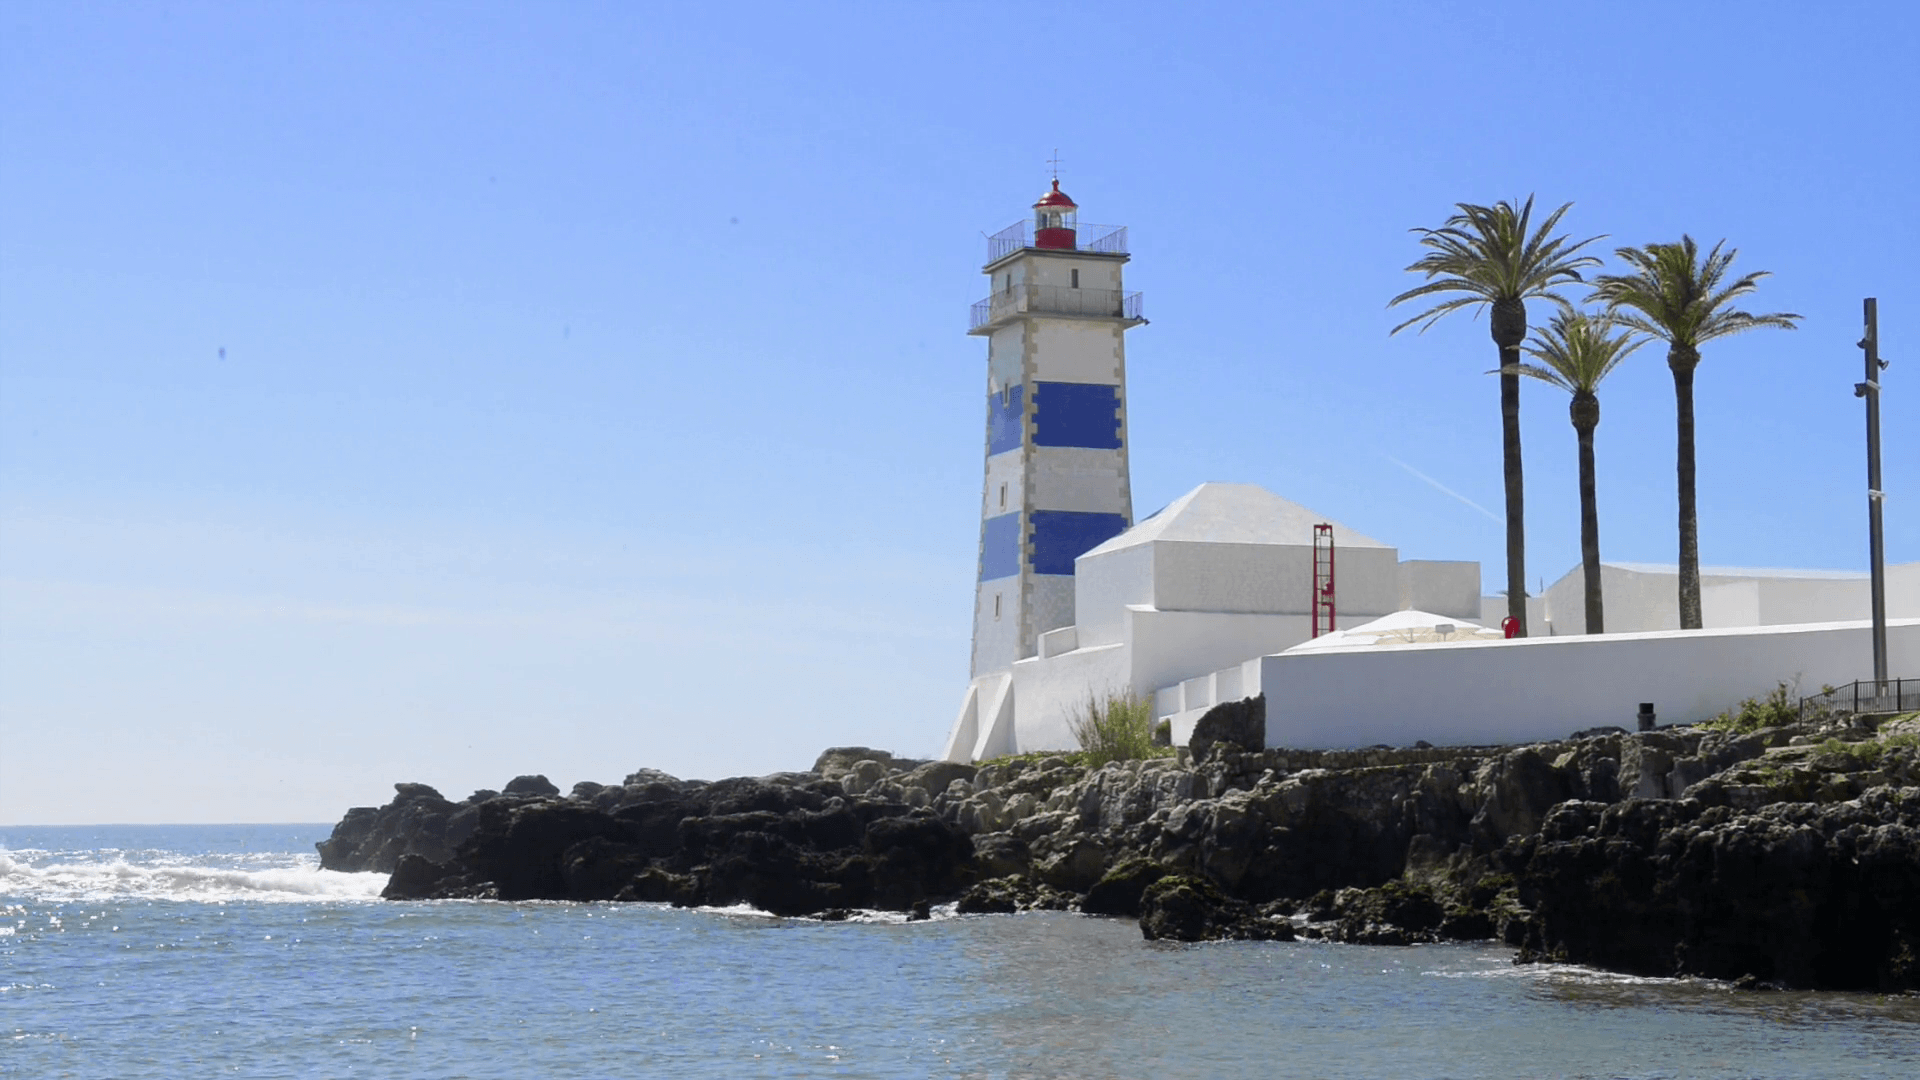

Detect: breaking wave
0,849,388,903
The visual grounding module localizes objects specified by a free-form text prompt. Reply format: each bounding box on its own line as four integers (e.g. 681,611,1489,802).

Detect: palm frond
1496,360,1578,394
1388,196,1604,336
1590,234,1800,349
1516,310,1647,394
1389,294,1487,336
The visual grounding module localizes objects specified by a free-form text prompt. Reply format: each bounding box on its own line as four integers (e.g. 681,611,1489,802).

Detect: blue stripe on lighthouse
978,512,1022,581
1029,510,1129,575
1033,382,1121,450
986,385,1025,455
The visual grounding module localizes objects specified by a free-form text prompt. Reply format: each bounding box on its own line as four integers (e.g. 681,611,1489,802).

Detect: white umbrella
1283,609,1505,652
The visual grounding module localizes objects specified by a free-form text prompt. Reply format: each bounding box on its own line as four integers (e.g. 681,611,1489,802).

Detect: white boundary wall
1256,617,1920,750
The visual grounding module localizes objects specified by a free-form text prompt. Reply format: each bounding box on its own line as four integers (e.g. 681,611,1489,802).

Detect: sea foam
0,849,388,903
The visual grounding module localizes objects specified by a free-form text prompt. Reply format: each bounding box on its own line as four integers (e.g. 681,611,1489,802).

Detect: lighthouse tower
967,180,1145,678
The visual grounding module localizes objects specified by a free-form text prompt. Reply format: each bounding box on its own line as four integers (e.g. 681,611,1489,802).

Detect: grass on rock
1069,690,1175,767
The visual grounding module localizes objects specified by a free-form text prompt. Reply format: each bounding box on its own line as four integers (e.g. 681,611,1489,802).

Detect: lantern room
1032,180,1078,249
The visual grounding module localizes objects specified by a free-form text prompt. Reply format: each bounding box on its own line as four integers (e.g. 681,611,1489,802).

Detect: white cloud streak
1382,454,1502,524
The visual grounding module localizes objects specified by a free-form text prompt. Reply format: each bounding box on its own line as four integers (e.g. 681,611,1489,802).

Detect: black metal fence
1799,678,1920,719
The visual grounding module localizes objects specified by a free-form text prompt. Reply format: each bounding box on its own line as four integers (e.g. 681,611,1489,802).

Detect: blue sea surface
4,824,1917,1078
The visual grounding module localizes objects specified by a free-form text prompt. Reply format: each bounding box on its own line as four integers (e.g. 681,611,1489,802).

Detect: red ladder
1311,524,1336,639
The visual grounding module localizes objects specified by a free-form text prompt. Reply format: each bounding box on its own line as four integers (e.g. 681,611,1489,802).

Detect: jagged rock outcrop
1188,694,1265,765
1138,875,1294,942
330,763,974,915
316,783,474,873
1498,731,1920,991
322,709,1920,989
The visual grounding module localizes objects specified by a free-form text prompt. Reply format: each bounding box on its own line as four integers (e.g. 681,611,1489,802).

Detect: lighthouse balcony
985,221,1129,264
969,285,1145,333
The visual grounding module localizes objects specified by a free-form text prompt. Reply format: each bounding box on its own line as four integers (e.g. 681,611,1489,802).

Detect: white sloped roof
1603,561,1871,582
1082,483,1390,558
1282,609,1502,652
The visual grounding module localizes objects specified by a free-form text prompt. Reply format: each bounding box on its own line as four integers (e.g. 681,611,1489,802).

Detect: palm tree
1502,310,1646,634
1589,237,1800,629
1389,197,1603,636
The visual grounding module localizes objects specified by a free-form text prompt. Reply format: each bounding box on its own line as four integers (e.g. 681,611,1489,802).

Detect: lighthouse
967,180,1145,678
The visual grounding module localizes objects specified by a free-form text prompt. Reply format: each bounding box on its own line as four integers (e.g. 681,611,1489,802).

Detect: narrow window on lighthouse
994,594,1002,619
999,483,1007,509
1070,268,1079,289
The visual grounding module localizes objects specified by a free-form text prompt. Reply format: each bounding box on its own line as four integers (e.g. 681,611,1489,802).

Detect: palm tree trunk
1501,358,1527,635
1572,395,1602,634
1671,350,1702,629
1490,297,1528,636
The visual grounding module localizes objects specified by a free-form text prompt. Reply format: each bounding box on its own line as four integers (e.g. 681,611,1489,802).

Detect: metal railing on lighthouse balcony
969,285,1145,331
985,222,1129,263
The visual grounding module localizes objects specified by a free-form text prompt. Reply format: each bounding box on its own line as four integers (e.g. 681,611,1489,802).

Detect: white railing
969,285,1145,330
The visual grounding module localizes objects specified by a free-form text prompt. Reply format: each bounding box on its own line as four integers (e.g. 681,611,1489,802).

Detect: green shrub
1818,738,1885,766
976,748,1090,770
1068,689,1173,767
1697,681,1800,734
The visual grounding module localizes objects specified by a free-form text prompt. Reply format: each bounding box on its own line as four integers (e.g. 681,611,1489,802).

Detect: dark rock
1138,874,1294,942
813,747,922,777
1325,881,1445,944
323,712,1920,990
1260,896,1301,917
616,867,700,906
902,760,976,798
315,807,378,869
570,781,605,801
560,835,652,901
1189,694,1265,764
760,771,818,787
1082,857,1171,917
316,782,464,873
970,832,1032,879
1505,785,1920,991
1034,837,1109,892
503,774,560,798
381,854,455,900
462,799,626,900
862,812,974,909
1438,907,1496,940
955,874,1077,914
955,875,1026,914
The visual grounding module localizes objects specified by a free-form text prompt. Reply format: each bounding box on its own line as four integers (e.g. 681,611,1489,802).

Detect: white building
942,181,1918,762
1534,561,1920,635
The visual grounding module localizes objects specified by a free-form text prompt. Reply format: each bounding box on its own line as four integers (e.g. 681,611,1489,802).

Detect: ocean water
4,825,1917,1079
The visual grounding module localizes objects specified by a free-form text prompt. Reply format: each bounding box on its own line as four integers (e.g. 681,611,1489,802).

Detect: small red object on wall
1501,616,1519,639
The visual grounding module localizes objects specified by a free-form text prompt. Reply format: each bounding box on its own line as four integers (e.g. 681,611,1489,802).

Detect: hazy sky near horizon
3,1,1916,824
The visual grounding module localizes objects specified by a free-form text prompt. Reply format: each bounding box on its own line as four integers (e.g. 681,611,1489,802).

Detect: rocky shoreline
317,701,1920,992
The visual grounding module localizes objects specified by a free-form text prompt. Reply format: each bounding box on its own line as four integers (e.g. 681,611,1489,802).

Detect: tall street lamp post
1856,298,1889,692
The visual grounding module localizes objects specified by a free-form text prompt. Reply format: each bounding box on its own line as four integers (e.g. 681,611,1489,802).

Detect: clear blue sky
3,1,1915,823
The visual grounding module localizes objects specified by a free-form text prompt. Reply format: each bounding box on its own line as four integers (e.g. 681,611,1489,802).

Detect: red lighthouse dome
1032,179,1078,249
